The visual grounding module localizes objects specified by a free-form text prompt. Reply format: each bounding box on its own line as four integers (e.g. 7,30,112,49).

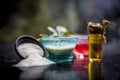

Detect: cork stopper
88,19,109,34
87,19,109,44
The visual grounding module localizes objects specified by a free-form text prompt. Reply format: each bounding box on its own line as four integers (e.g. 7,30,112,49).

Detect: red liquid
73,41,88,59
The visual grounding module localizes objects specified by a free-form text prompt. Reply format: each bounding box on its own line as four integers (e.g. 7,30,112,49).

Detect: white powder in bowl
15,43,55,67
45,44,75,50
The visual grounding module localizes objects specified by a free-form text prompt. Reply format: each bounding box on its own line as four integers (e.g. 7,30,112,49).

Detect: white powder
17,43,44,58
15,43,55,67
44,45,75,55
45,44,75,50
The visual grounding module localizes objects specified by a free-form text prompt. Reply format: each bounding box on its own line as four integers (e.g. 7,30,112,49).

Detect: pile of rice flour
15,43,54,67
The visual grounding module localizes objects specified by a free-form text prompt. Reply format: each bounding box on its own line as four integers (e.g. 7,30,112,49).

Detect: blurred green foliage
0,0,120,42
0,0,77,42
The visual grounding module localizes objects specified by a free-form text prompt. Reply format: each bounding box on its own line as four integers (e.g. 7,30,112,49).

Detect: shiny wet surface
0,42,120,80
1,54,120,80
0,60,88,80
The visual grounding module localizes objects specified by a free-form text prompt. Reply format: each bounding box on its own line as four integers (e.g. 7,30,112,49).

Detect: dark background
0,0,120,64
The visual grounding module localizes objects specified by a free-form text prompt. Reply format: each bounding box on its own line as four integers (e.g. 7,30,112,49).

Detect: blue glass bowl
41,36,78,63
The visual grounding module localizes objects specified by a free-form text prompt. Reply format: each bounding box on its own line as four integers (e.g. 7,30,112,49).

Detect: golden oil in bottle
88,34,102,62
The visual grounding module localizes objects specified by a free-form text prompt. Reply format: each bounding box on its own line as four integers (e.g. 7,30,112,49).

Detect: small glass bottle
87,20,109,62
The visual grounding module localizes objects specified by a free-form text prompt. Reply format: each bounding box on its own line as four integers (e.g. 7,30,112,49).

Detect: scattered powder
17,43,44,58
15,43,55,67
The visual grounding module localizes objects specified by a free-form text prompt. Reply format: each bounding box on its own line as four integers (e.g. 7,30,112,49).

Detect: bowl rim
41,36,78,40
14,35,46,59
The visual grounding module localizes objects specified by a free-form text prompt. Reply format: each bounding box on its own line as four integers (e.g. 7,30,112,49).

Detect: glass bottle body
88,34,102,62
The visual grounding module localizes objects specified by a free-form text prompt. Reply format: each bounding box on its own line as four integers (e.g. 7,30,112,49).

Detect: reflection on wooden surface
88,62,103,80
